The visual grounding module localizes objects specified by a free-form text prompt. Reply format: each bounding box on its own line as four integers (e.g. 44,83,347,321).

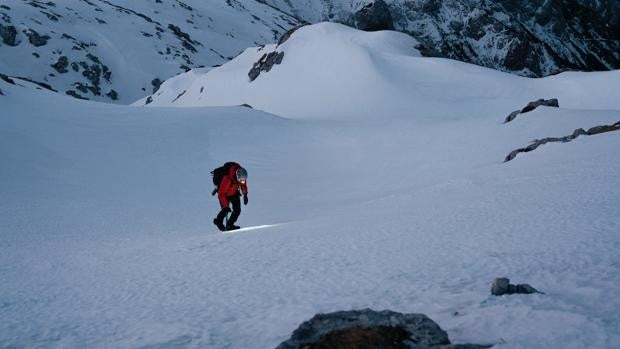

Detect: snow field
2,22,620,348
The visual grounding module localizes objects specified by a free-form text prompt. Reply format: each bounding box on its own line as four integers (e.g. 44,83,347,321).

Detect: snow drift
138,22,620,121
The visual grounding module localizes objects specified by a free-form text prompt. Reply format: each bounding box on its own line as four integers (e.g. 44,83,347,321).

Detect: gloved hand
243,194,248,205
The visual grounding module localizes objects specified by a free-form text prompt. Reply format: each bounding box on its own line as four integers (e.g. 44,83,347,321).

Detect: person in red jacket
213,164,248,231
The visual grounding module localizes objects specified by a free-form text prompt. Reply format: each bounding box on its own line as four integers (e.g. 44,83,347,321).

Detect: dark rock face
276,309,492,349
0,73,16,85
277,24,308,46
151,78,163,93
51,56,69,73
24,29,50,46
504,98,559,123
353,0,394,31
491,278,542,295
521,98,559,114
248,50,284,81
168,24,199,53
387,0,620,77
0,24,18,46
586,122,620,135
272,0,620,77
11,76,56,91
65,90,89,100
106,89,118,100
171,89,186,103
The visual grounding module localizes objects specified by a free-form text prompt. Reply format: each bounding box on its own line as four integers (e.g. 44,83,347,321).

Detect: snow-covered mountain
137,22,620,121
2,8,620,349
262,0,620,77
0,0,298,103
2,1,618,104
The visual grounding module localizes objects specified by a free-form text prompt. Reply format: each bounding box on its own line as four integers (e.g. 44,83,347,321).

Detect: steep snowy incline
2,62,620,348
0,0,298,103
138,22,620,121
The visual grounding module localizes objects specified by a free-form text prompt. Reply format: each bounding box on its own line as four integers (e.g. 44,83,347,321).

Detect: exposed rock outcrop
24,28,50,47
277,24,308,46
106,89,118,100
353,0,394,32
168,24,199,53
277,309,492,349
51,56,69,73
396,0,620,76
504,121,620,162
65,90,89,100
0,73,16,85
151,78,163,93
248,50,284,81
491,278,542,296
504,98,559,123
0,24,18,46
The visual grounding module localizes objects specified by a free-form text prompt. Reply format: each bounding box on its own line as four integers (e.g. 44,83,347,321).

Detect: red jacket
218,164,248,208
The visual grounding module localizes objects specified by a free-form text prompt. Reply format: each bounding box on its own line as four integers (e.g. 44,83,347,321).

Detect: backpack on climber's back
211,162,239,186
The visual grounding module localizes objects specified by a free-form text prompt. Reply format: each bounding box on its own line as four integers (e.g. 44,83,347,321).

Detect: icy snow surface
2,23,620,349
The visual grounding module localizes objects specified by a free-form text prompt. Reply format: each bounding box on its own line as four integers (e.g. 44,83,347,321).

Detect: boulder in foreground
276,309,492,349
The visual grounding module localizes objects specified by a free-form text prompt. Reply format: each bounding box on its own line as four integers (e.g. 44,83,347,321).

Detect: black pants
216,194,241,226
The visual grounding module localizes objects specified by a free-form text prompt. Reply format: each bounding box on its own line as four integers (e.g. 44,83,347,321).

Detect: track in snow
221,224,284,234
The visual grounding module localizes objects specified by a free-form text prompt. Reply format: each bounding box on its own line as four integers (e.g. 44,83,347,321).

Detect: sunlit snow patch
222,224,283,234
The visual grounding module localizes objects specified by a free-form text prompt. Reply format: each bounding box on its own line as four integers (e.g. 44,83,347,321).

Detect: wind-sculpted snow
2,61,620,348
139,23,620,122
0,0,298,103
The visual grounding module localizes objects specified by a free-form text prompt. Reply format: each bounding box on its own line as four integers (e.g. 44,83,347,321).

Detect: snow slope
0,0,298,103
138,23,620,121
2,24,620,349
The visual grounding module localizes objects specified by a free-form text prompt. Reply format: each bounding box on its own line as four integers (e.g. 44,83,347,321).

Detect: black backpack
211,162,239,186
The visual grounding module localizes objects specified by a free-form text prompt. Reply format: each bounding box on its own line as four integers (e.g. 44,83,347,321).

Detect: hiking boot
213,218,226,232
226,224,240,231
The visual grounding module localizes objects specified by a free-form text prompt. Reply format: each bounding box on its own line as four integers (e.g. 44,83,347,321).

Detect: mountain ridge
0,0,299,103
262,0,620,77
